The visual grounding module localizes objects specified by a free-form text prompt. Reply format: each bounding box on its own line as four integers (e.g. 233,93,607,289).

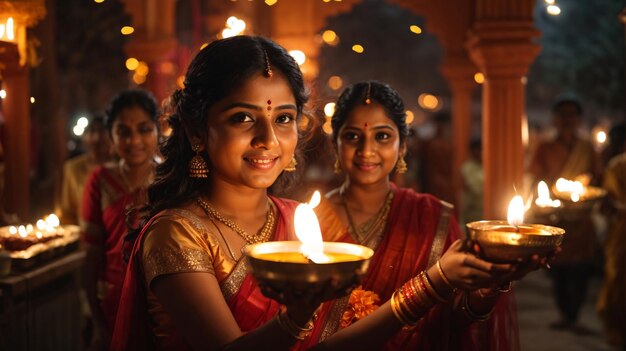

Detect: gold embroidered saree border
220,254,249,300
144,247,214,285
318,296,350,342
427,200,453,269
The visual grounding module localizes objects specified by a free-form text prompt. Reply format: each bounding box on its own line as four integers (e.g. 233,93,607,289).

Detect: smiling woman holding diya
310,81,550,351
111,36,452,351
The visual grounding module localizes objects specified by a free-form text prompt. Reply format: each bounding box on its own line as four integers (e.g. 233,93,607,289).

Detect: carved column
0,42,31,218
467,1,540,219
0,0,46,219
441,56,478,209
122,0,178,102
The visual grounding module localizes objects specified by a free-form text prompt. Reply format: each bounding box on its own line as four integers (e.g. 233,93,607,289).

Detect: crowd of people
49,35,624,350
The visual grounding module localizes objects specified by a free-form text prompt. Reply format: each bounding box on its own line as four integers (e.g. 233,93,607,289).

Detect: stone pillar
441,57,478,209
0,42,31,219
467,7,540,219
122,0,178,102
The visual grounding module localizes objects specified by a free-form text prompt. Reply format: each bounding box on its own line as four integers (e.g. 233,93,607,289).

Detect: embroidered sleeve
142,214,215,286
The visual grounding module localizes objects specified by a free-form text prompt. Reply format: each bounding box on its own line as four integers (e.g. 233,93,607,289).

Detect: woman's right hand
436,240,513,291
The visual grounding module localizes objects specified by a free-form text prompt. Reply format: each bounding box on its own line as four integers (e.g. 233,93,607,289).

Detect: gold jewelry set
196,198,275,245
275,307,314,340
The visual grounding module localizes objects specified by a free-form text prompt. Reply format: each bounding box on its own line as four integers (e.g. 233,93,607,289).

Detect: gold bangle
420,271,448,303
391,290,416,325
395,290,418,324
436,260,457,292
407,278,431,312
412,274,436,309
276,308,314,340
460,293,492,322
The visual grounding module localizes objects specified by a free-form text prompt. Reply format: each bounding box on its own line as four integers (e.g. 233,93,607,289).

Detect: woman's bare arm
152,272,316,351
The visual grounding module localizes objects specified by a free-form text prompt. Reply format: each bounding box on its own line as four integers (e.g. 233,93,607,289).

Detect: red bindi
267,99,272,105
364,123,369,129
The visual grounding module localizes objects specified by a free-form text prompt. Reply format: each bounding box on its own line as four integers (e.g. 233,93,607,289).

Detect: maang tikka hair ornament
189,143,209,178
364,82,372,105
263,49,273,78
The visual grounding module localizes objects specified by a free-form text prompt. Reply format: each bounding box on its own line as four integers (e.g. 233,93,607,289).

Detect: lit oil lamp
534,181,561,208
466,195,565,263
552,177,606,203
245,191,374,303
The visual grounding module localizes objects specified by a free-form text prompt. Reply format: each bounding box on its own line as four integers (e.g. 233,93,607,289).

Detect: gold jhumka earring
364,82,372,105
263,49,273,78
395,157,407,174
333,158,342,174
189,144,209,178
284,157,297,172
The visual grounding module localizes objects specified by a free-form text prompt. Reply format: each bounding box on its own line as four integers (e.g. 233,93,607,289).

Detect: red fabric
82,166,142,331
302,186,520,351
110,196,298,351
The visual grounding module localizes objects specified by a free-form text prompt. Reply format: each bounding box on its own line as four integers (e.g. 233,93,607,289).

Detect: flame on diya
244,191,374,303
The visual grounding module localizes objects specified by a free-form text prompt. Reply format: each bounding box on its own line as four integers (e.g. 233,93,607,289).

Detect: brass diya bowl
466,221,565,263
245,241,374,304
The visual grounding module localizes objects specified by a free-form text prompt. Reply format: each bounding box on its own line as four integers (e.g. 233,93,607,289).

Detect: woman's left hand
488,246,562,288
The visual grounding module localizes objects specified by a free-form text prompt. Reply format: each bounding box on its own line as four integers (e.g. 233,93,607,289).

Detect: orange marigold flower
340,286,381,328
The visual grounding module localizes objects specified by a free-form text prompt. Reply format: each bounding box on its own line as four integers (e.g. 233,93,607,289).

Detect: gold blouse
141,208,240,346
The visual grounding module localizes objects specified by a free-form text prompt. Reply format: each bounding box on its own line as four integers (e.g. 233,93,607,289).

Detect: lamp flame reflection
294,191,331,263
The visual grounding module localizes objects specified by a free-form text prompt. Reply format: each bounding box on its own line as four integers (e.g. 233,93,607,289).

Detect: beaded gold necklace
340,189,393,248
196,198,276,245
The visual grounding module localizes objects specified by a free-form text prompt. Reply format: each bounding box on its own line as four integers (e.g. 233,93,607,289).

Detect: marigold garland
340,286,381,328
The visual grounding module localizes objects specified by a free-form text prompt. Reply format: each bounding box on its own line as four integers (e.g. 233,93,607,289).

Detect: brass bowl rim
244,241,374,264
465,220,565,235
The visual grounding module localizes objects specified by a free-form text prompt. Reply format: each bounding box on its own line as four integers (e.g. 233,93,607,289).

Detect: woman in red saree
81,89,159,350
307,81,531,350
112,38,524,351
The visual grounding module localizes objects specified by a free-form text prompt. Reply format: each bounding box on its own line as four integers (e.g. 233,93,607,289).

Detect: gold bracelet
390,290,416,325
420,271,448,303
436,260,457,292
395,290,418,324
276,308,314,340
460,293,492,322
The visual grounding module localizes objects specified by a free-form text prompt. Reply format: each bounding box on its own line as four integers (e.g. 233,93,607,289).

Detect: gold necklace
340,189,393,248
196,198,276,245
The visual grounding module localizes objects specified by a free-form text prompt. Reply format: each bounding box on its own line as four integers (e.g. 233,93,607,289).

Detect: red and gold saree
305,185,520,351
81,166,145,331
110,197,299,351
